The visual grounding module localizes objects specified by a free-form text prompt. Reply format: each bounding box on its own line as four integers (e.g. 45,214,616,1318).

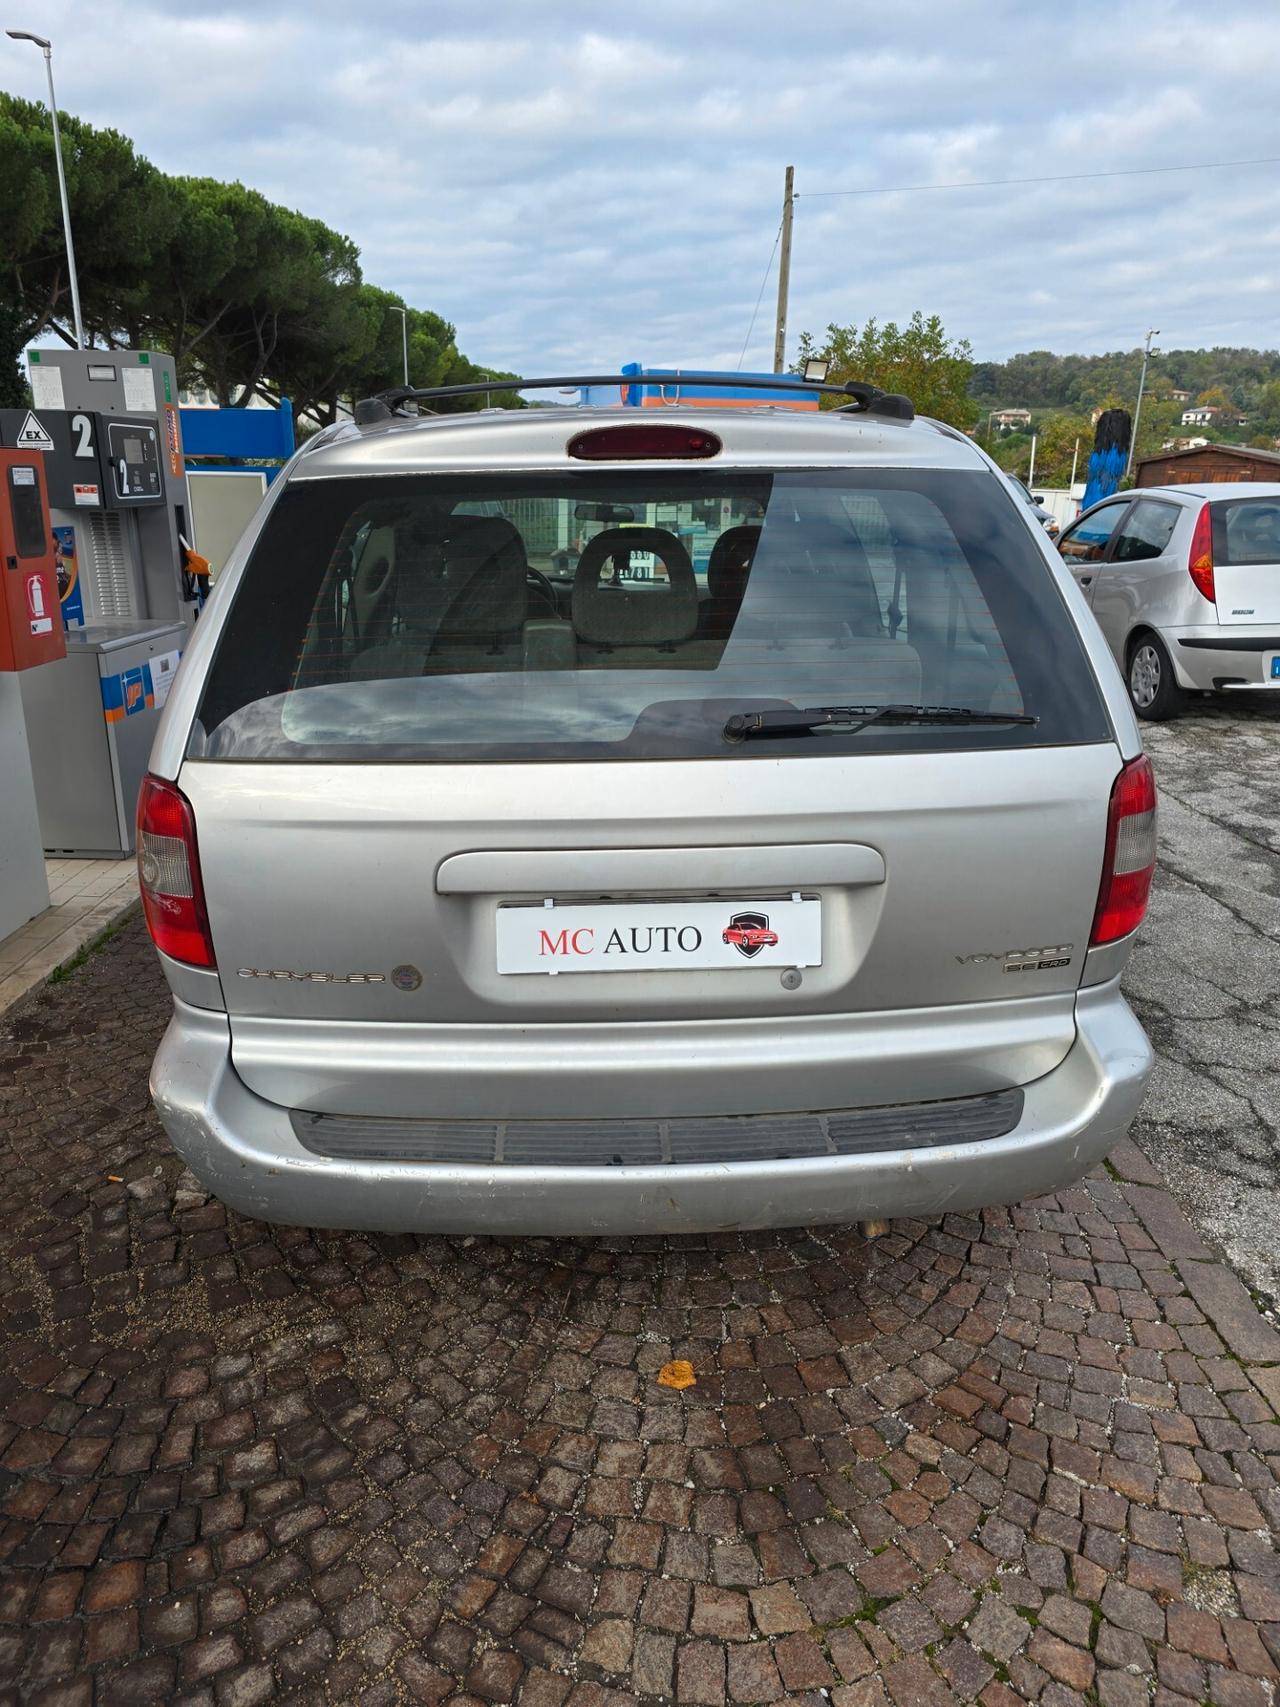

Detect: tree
1254,382,1280,436
0,92,178,364
0,94,508,422
137,181,362,405
993,412,1093,488
796,311,976,428
968,347,1280,415
1132,398,1180,463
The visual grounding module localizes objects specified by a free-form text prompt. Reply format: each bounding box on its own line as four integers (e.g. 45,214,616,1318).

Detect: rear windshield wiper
723,703,1039,742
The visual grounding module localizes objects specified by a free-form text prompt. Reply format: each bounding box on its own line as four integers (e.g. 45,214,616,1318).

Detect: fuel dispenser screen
8,465,46,557
106,420,163,501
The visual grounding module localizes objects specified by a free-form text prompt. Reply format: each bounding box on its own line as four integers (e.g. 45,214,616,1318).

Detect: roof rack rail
352,373,915,427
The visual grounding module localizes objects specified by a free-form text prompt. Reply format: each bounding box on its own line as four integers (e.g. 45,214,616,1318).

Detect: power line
736,218,783,370
797,155,1280,201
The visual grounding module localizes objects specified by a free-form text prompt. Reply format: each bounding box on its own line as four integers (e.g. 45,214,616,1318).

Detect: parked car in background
1057,482,1280,719
138,373,1154,1237
1006,474,1060,539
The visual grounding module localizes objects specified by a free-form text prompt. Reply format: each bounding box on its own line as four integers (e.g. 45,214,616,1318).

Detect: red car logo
723,912,778,957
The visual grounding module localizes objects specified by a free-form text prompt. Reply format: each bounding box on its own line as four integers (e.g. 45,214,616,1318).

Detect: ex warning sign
15,411,53,451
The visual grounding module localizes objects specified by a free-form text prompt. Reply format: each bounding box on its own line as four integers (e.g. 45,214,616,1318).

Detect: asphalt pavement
1125,695,1280,1303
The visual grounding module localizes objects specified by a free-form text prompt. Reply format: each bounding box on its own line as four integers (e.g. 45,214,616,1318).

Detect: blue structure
179,399,295,483
579,363,817,411
1080,408,1133,512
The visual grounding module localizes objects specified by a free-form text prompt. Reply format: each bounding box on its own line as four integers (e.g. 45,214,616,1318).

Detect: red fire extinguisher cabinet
0,450,66,672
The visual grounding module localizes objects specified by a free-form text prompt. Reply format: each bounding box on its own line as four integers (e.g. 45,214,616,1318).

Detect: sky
5,0,1279,374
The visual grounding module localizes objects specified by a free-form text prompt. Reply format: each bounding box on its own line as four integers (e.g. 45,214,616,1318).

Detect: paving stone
1178,1262,1280,1364
751,1582,811,1635
691,1584,750,1641
1119,1187,1213,1260
580,1618,632,1674
966,1595,1031,1663
678,1638,727,1704
1028,1628,1095,1690
726,1641,784,1701
632,1630,675,1698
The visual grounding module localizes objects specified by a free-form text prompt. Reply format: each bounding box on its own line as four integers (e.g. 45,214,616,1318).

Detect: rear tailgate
1212,496,1280,624
182,742,1119,1118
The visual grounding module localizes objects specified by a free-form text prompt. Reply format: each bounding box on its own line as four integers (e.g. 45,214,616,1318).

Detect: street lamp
389,305,409,386
1126,328,1160,478
6,30,84,348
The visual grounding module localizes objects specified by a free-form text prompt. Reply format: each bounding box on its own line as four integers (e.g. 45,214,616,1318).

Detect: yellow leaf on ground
657,1359,696,1390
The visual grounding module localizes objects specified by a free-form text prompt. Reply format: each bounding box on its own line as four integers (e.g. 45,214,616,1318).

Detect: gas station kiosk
0,348,192,858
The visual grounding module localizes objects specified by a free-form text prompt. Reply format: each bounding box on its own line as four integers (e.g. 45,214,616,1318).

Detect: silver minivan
140,375,1155,1236
1058,481,1280,719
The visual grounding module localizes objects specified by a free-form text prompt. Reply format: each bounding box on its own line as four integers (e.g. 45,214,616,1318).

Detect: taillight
566,425,722,460
1091,755,1157,946
1188,502,1215,603
136,774,216,968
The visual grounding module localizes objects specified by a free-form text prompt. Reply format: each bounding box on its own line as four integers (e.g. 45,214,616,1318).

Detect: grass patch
47,909,134,984
825,1594,898,1628
1087,1599,1103,1650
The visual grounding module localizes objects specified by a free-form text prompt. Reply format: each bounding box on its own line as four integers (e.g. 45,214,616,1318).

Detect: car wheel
1127,633,1185,721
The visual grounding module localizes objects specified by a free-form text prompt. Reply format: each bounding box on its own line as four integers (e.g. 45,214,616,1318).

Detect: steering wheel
526,565,559,615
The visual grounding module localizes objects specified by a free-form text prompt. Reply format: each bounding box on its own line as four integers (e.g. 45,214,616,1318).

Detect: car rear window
190,467,1110,762
1212,496,1280,566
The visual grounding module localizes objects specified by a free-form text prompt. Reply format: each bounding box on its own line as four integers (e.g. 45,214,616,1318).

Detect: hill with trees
969,347,1280,414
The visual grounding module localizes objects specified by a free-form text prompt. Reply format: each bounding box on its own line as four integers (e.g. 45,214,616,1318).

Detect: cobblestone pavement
1,708,1279,1706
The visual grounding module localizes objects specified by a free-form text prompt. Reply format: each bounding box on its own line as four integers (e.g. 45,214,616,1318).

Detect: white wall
0,677,51,941
1032,486,1086,529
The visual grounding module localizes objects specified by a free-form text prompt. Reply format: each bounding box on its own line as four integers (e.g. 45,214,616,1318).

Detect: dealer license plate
496,897,822,975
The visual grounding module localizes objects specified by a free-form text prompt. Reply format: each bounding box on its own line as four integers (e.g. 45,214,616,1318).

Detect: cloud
8,0,1278,373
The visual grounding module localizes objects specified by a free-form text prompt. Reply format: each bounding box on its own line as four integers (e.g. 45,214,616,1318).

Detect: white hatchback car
1058,482,1280,719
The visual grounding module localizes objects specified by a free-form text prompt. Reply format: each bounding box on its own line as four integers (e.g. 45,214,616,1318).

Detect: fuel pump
4,350,190,856
6,347,198,628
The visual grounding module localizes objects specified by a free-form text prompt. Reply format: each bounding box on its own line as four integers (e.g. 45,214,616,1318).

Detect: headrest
706,525,761,604
394,514,528,638
436,517,528,635
572,527,698,646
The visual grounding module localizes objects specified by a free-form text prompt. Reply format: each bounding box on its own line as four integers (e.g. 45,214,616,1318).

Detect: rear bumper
1169,627,1280,691
150,980,1152,1235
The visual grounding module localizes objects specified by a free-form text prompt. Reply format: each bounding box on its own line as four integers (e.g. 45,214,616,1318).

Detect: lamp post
1126,328,1160,478
389,306,409,386
6,30,84,349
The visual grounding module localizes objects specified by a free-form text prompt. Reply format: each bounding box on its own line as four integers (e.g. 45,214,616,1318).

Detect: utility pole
1126,327,1160,477
772,166,795,373
1069,436,1080,489
1028,432,1038,490
7,31,84,347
